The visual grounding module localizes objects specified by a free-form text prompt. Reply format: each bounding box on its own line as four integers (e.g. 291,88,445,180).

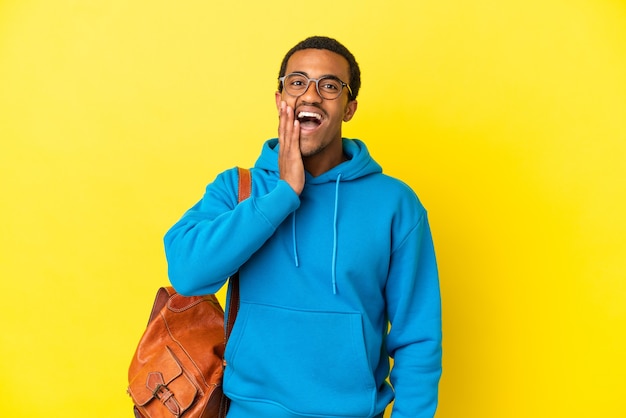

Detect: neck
303,148,348,177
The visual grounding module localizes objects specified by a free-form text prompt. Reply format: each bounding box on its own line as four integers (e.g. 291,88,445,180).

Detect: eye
319,79,341,92
286,74,308,90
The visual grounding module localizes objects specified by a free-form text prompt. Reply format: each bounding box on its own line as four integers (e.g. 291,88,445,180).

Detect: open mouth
297,111,323,128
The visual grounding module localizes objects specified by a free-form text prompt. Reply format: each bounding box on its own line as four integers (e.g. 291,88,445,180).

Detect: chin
300,147,320,158
298,137,320,157
300,145,326,159
300,135,338,159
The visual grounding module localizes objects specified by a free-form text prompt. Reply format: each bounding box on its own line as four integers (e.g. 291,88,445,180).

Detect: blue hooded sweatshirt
164,138,442,418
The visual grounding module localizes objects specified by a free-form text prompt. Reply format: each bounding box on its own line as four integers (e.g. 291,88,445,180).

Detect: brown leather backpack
127,167,251,418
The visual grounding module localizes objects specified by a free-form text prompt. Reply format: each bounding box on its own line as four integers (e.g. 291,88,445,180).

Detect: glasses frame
278,73,353,100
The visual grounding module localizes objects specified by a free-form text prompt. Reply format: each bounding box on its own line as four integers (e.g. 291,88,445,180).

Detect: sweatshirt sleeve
164,168,300,296
386,210,442,418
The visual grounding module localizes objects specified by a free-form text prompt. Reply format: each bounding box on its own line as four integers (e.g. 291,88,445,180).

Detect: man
164,36,442,418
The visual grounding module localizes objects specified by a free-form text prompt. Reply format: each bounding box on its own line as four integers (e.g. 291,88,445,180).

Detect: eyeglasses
279,73,352,100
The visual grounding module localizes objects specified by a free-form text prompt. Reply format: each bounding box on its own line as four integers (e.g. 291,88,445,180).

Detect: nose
300,79,323,102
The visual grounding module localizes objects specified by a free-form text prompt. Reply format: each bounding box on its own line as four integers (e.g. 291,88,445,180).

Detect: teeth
298,111,322,120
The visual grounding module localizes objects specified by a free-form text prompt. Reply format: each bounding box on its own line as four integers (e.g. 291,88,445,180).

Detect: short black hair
278,36,361,101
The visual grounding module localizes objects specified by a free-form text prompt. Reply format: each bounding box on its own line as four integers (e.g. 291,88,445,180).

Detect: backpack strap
237,167,252,204
225,167,251,341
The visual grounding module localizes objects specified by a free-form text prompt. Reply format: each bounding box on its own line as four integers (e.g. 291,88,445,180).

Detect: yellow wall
1,0,625,416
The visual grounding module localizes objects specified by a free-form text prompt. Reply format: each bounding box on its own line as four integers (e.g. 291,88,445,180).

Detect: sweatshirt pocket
224,303,377,417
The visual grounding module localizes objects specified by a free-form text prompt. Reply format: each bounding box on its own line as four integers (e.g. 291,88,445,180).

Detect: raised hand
277,101,305,195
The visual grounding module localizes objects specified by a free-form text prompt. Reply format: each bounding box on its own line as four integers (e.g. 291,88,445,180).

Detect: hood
254,138,382,181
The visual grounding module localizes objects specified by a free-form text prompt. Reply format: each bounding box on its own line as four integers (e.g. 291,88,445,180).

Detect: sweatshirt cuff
254,179,301,227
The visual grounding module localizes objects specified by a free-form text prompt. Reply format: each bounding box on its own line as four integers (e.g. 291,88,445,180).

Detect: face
276,49,358,159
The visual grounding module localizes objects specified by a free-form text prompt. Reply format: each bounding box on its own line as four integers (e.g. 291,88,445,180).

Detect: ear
275,91,282,110
343,100,358,122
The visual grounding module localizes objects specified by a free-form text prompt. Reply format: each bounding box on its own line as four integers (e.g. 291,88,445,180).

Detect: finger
280,104,297,151
278,101,287,143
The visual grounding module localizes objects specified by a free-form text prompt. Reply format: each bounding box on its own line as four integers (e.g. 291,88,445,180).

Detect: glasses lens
284,74,309,96
317,77,342,99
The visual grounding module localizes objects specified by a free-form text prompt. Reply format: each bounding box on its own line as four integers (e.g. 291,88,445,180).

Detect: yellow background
1,0,625,416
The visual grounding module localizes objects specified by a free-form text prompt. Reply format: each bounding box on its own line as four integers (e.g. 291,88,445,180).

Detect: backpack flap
128,346,197,415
